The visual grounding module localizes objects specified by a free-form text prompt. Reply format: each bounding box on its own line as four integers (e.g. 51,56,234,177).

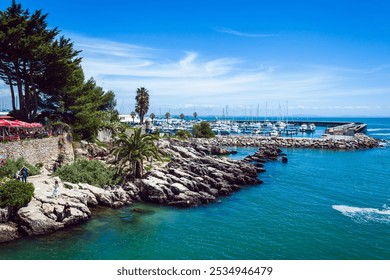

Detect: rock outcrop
0,174,133,243
132,139,263,207
0,223,21,243
1,139,270,242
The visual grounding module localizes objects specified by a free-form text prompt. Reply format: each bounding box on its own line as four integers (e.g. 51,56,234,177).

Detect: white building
119,114,140,125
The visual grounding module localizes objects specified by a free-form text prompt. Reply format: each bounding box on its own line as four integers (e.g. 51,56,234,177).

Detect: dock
324,123,367,136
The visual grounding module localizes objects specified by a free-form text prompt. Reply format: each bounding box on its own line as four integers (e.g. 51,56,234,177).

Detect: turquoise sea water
0,118,389,260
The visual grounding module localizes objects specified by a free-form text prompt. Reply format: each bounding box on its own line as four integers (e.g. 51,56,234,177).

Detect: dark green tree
180,113,185,121
70,78,118,141
0,1,81,121
192,121,215,138
135,87,149,124
193,112,198,120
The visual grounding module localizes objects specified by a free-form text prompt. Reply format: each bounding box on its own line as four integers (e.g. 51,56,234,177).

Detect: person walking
20,166,29,183
52,180,60,198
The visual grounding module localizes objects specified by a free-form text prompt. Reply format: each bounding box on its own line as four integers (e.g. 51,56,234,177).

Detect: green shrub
192,121,215,138
0,180,34,209
54,159,118,187
175,129,192,139
0,158,40,179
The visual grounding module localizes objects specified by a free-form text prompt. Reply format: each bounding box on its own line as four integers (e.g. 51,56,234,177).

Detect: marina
124,116,368,138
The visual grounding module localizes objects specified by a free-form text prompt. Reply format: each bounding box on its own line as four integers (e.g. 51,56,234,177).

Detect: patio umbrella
0,119,16,127
30,122,43,128
12,120,33,128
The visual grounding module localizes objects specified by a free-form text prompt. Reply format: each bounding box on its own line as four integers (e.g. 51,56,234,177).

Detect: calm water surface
0,118,389,260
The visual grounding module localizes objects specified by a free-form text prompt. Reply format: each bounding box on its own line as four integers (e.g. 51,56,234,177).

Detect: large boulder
0,207,10,223
0,223,21,243
139,179,168,204
17,199,64,235
79,183,114,207
170,183,189,195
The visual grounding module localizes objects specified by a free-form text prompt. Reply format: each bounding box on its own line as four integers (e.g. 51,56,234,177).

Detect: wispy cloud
214,27,276,38
49,34,390,116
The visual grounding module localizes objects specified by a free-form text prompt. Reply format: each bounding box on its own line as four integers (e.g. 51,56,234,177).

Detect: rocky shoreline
0,138,280,243
0,133,383,243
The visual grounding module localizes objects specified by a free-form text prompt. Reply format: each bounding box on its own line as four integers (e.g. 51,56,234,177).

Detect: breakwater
195,133,382,150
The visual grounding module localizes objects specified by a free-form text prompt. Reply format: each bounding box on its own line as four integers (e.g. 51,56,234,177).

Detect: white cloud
67,34,390,116
331,105,370,110
214,27,276,38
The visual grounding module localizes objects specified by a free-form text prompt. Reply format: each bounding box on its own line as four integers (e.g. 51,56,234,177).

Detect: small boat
269,129,279,137
306,123,316,132
299,124,308,132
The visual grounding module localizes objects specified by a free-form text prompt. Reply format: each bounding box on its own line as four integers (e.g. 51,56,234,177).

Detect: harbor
122,115,369,138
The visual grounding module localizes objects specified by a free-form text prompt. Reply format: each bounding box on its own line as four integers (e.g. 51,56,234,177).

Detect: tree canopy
0,1,119,141
0,1,81,120
192,121,215,138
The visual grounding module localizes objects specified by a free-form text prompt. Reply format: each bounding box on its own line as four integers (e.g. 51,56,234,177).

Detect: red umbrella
9,120,23,126
30,122,43,128
0,119,15,127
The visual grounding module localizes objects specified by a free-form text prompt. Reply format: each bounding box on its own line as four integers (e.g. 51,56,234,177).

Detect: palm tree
193,112,198,120
180,113,185,122
150,113,155,124
111,127,161,179
130,111,136,124
165,112,170,123
135,87,149,124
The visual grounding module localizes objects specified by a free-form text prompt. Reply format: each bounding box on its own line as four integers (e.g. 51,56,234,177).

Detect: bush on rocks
54,159,118,187
0,180,34,209
175,129,192,139
192,121,215,138
0,158,40,180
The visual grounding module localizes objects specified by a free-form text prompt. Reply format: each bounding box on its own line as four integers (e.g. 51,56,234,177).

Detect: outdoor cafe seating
0,116,43,142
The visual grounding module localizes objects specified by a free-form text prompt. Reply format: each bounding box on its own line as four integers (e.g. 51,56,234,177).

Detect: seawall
196,133,382,150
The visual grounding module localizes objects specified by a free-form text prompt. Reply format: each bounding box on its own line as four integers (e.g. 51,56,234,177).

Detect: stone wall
0,134,74,167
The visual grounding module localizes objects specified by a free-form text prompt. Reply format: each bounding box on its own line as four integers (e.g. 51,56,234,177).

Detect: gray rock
79,183,113,207
17,199,64,235
0,207,10,223
170,183,189,194
0,223,21,243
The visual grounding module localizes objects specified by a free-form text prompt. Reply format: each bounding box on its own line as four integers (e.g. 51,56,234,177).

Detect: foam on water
332,205,390,224
367,128,390,132
370,133,390,136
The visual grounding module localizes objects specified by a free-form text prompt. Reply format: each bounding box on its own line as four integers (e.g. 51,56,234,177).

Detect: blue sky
1,0,390,117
